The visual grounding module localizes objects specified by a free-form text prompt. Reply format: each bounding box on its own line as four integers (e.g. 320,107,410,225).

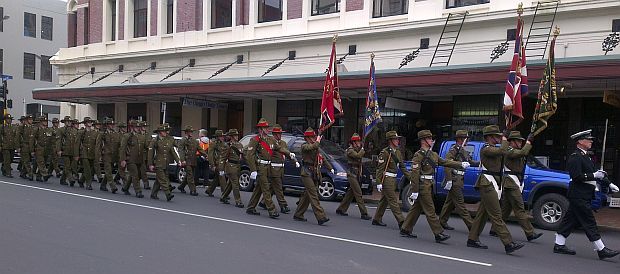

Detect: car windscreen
320,139,345,158
527,155,548,169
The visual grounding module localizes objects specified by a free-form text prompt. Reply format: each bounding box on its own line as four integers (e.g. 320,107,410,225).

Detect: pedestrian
467,125,524,254
178,125,207,196
400,130,467,242
336,133,371,220
205,129,227,197
439,130,478,231
76,117,99,190
553,129,620,260
1,114,18,178
120,120,149,198
372,131,411,228
293,127,333,225
148,124,180,201
196,130,210,187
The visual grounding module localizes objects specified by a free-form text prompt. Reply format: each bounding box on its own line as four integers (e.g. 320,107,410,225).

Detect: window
613,19,620,32
84,7,89,44
1,7,4,32
166,0,174,33
23,53,36,80
134,0,148,38
0,49,3,75
24,12,36,37
40,55,52,82
507,28,516,41
110,0,117,40
211,0,232,28
69,13,77,47
258,0,282,23
372,0,408,18
446,0,489,9
312,0,340,16
41,16,53,40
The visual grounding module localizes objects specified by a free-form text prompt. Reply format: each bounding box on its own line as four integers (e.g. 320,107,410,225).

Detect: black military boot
5,173,14,178
258,202,267,210
43,175,51,182
435,233,451,243
78,182,84,188
165,194,174,202
135,192,144,198
280,206,291,214
36,176,43,182
122,188,131,195
293,216,307,222
597,247,620,260
246,209,260,215
441,223,455,230
235,203,245,208
60,180,68,185
400,230,417,238
372,219,387,227
189,191,198,196
361,214,372,220
100,184,108,191
220,198,230,204
178,186,186,193
69,181,75,187
85,185,93,190
505,242,525,254
27,176,34,181
269,212,280,219
150,193,159,200
527,232,543,242
467,239,488,249
317,218,330,226
97,177,103,184
111,188,118,194
335,209,348,216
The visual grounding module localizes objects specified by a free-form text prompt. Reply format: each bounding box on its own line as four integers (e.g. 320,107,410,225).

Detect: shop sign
385,97,421,113
181,97,228,109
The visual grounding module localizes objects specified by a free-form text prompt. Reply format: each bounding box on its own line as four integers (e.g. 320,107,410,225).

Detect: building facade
0,0,67,119
34,0,620,176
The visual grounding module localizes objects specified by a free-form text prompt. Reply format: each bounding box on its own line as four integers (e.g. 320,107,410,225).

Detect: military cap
37,116,48,122
570,129,595,140
304,127,316,137
93,120,102,126
256,118,269,128
71,118,79,123
19,116,26,121
272,124,285,133
183,125,195,132
214,129,224,137
25,114,34,119
455,130,469,138
61,116,72,122
350,133,361,142
507,131,525,141
52,118,59,123
81,117,93,124
139,121,148,127
153,123,171,133
482,125,503,136
4,114,13,120
226,129,239,136
417,130,434,140
117,122,127,128
128,120,139,127
385,130,400,139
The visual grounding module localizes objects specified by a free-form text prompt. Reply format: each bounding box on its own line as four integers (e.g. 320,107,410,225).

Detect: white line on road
1,181,492,267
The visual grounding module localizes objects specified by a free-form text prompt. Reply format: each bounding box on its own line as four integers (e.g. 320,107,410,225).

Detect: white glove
250,171,257,180
609,183,619,193
316,135,322,143
593,170,606,179
409,192,419,201
295,162,300,168
461,162,471,169
330,169,335,174
444,181,453,190
376,184,383,192
219,171,225,176
289,152,296,159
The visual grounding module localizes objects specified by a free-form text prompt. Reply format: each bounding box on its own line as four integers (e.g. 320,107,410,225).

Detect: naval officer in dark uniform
554,129,619,260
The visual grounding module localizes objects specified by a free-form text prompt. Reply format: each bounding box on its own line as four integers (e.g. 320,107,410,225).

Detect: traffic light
0,80,6,98
0,85,4,98
6,99,12,109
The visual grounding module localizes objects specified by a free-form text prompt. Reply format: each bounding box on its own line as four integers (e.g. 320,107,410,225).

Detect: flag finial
553,26,560,37
371,53,375,60
517,3,523,15
332,34,338,42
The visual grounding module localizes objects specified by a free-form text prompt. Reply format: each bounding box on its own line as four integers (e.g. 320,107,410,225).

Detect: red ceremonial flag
503,13,525,129
319,38,343,133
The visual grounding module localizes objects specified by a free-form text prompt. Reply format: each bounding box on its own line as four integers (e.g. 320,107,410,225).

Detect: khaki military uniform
178,136,207,194
98,128,122,191
33,125,52,180
246,135,289,216
77,128,99,189
120,131,149,195
401,149,462,236
48,126,62,177
468,140,514,245
206,139,228,196
336,146,369,217
439,144,477,229
1,123,18,176
19,124,36,179
221,140,243,204
266,138,292,211
148,135,180,199
58,125,79,185
138,130,150,189
373,147,410,225
293,141,333,222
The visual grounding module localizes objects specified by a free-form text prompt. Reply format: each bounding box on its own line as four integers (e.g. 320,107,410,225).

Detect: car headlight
336,172,347,177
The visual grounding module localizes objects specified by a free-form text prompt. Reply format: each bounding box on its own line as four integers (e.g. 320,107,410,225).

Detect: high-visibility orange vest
197,141,209,155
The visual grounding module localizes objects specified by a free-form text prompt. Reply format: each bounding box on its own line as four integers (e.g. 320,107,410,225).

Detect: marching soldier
400,130,466,241
336,133,371,220
49,118,62,177
439,130,478,231
245,118,288,219
205,130,227,197
114,122,128,185
489,131,543,241
553,129,619,260
93,120,104,184
1,114,18,177
119,120,148,198
138,121,151,190
220,129,244,206
76,117,99,190
97,119,122,193
293,128,333,225
467,125,524,254
33,116,52,182
178,126,207,196
266,124,296,213
57,116,76,185
148,124,180,201
372,131,411,228
18,115,35,181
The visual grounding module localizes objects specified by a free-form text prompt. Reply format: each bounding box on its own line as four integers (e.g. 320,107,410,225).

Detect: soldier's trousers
2,149,14,175
439,178,473,229
267,167,288,207
35,148,49,178
490,187,534,237
247,164,277,214
206,165,227,196
402,181,444,235
373,177,404,224
114,161,127,183
336,173,368,216
294,172,327,221
179,165,197,193
221,163,241,203
20,150,34,178
94,158,102,180
61,156,77,183
557,198,601,242
81,158,95,187
152,167,171,196
49,150,61,176
140,160,149,188
124,163,144,193
103,155,119,191
468,185,513,245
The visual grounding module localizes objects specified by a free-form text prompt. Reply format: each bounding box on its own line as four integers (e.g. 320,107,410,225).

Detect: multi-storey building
33,0,620,174
0,0,67,119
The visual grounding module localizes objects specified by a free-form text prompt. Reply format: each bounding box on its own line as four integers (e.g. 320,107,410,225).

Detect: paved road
1,177,619,274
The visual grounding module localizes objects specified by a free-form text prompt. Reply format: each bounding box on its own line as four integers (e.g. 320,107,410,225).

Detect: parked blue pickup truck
396,140,608,231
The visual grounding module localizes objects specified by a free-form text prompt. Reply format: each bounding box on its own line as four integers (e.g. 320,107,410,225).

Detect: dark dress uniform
1,115,18,177
178,126,207,196
336,133,370,219
220,129,244,205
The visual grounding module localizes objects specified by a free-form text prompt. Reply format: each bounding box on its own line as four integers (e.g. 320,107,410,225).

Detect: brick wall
118,0,125,40
287,0,302,19
89,0,103,43
195,0,203,31
346,0,363,11
176,0,196,32
150,0,158,35
236,0,248,25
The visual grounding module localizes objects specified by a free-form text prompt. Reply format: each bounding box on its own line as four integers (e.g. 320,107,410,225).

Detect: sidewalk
363,193,620,232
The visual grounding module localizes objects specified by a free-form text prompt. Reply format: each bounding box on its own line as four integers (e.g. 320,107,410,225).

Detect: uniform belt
271,163,284,167
452,170,465,176
258,159,271,165
584,180,598,187
420,175,434,180
227,159,240,164
481,170,502,176
385,172,397,178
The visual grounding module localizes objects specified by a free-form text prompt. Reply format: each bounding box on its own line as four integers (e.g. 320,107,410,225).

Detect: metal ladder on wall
525,0,560,59
430,12,468,67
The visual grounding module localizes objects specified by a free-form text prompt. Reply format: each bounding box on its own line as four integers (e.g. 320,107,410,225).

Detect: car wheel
532,193,569,231
400,184,413,212
176,167,186,183
318,178,336,201
239,170,253,192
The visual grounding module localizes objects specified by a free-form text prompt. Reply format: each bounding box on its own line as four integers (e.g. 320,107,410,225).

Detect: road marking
1,180,492,267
